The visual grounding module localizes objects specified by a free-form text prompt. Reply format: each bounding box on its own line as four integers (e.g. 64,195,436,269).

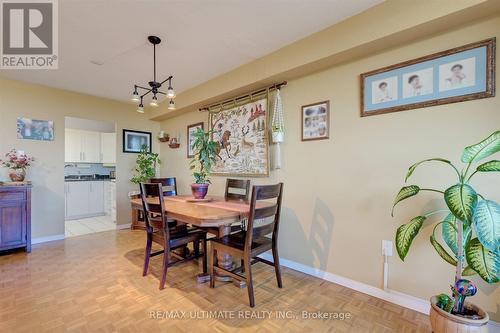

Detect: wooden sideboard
0,184,32,253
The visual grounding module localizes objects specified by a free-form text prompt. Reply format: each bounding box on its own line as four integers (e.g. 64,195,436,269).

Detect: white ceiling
0,0,382,104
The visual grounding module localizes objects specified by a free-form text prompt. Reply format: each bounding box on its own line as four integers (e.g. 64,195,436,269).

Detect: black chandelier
131,36,176,113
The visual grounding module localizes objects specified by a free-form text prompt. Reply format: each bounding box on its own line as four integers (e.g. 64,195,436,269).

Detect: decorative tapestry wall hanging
209,94,269,176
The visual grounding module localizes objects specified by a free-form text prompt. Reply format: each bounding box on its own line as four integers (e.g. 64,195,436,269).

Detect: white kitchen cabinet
104,181,116,222
82,131,101,163
65,129,102,163
65,181,105,220
88,181,104,215
65,181,91,219
65,129,83,163
100,133,116,164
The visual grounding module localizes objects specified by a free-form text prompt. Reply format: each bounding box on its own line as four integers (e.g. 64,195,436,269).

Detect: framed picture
122,129,152,153
209,97,269,176
360,38,495,117
301,101,330,141
187,122,204,158
17,117,54,141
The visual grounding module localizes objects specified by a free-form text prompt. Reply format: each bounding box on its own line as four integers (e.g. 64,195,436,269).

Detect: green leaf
477,160,500,172
442,213,471,255
461,131,500,164
430,234,457,266
465,238,500,283
473,200,500,252
436,293,455,313
444,184,478,224
405,158,452,182
396,216,426,261
462,266,476,276
392,185,420,216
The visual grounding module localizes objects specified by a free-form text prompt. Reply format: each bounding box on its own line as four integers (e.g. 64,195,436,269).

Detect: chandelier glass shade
131,36,176,113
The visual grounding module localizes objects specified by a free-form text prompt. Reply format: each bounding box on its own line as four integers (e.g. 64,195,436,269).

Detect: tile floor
65,215,116,237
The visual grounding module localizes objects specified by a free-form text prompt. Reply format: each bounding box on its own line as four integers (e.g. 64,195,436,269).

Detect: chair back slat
140,183,169,239
225,178,250,201
245,183,283,250
252,223,275,238
255,185,282,200
150,177,177,196
254,204,278,220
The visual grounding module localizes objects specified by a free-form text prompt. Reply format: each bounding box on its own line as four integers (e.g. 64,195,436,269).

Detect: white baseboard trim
489,320,500,331
259,252,500,329
116,223,131,230
32,234,65,244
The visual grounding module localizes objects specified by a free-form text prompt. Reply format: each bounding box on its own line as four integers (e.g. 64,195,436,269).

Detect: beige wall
0,79,160,239
159,16,500,319
151,0,499,121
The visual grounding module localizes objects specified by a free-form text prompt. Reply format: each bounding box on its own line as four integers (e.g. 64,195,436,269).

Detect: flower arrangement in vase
0,149,35,182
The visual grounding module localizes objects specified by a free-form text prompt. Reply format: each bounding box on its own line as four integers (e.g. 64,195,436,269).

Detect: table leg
197,224,246,288
131,207,138,230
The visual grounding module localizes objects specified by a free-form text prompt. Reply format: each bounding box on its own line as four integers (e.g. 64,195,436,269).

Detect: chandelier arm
140,89,153,99
135,84,151,91
160,75,173,86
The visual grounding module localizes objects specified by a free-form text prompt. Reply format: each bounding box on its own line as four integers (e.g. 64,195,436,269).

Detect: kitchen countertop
65,176,115,182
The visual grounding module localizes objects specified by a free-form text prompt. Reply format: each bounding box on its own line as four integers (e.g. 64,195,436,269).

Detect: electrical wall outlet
382,240,393,256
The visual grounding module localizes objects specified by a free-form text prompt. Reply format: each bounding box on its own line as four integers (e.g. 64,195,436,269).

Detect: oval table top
130,195,254,227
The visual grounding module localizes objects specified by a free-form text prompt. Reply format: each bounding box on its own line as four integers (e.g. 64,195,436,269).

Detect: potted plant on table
0,149,34,182
190,128,218,199
392,130,499,333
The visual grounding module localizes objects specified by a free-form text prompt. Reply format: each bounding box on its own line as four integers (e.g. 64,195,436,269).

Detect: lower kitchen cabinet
104,181,116,222
65,181,105,220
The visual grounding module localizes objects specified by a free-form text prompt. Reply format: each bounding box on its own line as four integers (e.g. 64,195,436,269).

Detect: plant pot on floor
430,296,489,333
191,183,209,199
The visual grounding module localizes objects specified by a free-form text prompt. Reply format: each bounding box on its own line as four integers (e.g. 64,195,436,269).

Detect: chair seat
151,226,206,248
211,231,272,255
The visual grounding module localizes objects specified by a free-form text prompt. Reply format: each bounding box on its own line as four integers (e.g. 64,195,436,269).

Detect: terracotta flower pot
430,296,489,333
9,169,26,182
191,183,209,199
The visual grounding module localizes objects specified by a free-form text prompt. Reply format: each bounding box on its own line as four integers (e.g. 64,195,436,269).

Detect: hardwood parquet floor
0,230,431,333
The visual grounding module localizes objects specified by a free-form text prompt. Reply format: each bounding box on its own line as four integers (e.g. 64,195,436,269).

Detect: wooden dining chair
134,178,178,230
209,183,284,307
150,177,177,196
150,177,180,228
140,183,207,290
225,178,250,201
225,178,251,233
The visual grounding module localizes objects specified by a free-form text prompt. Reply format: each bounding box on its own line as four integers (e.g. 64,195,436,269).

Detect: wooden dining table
130,195,263,287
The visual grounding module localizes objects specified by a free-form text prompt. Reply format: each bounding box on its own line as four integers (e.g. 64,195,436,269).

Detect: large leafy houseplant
189,128,218,199
130,145,160,184
392,131,499,318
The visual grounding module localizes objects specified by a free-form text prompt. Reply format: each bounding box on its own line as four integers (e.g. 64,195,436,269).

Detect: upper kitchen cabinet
100,133,116,165
65,129,102,163
82,131,101,162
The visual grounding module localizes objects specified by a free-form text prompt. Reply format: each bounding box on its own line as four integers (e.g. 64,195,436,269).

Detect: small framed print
17,117,54,141
301,101,330,141
360,38,495,117
187,122,204,158
123,129,152,153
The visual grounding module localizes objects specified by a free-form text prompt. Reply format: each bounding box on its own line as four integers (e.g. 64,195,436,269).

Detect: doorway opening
64,117,117,238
